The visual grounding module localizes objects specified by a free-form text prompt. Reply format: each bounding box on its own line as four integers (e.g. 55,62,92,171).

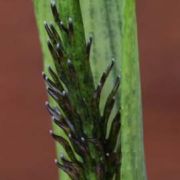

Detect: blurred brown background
0,0,179,180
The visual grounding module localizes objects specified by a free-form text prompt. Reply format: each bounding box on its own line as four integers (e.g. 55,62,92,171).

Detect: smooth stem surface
120,1,147,179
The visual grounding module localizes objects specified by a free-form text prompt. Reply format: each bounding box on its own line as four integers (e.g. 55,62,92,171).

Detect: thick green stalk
33,0,147,180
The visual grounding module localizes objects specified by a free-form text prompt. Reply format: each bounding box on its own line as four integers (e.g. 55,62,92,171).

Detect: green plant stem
120,1,147,180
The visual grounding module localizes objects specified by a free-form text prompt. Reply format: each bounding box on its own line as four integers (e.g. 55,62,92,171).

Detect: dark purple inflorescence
42,1,121,180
